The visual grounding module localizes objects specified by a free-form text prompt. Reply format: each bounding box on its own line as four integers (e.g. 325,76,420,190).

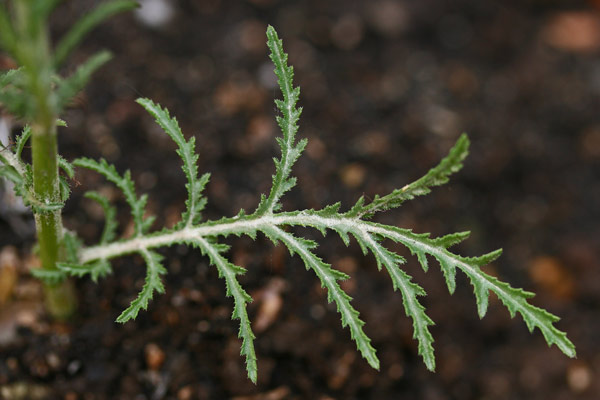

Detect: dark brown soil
1,0,599,399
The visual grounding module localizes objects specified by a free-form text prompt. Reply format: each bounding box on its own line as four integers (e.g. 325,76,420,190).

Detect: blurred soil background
0,0,599,399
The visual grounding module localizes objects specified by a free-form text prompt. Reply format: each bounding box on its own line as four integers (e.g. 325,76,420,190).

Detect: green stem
32,125,61,264
32,125,77,319
15,0,77,319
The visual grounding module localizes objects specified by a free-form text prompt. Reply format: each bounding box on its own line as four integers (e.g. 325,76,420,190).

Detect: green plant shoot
0,3,575,384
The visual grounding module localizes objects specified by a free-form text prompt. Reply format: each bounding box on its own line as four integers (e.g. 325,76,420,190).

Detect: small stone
145,343,166,371
542,11,600,53
529,256,574,299
177,385,193,400
135,0,175,28
15,302,42,327
567,362,592,393
253,278,286,333
67,360,82,375
340,163,366,188
46,352,61,370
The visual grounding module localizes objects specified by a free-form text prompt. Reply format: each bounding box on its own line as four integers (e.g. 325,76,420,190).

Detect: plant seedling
0,1,575,383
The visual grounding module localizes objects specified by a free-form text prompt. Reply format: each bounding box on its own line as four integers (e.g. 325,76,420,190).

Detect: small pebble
67,360,82,375
567,362,592,393
177,385,193,400
135,0,175,28
340,163,366,188
46,352,61,369
541,11,600,53
529,256,574,299
145,343,166,371
253,278,285,333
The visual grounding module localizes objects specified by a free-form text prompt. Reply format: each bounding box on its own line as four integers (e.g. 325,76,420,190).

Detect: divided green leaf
16,24,572,384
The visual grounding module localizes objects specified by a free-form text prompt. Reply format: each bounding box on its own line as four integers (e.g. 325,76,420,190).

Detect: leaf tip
115,312,132,324
248,369,258,384
424,358,436,372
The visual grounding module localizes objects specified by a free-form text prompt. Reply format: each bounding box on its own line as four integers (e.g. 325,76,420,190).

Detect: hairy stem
15,0,76,319
78,213,432,262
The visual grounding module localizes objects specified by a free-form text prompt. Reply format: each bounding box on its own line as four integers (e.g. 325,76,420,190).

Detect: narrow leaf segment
190,237,258,383
348,133,470,219
255,26,306,215
115,249,166,323
136,98,209,227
